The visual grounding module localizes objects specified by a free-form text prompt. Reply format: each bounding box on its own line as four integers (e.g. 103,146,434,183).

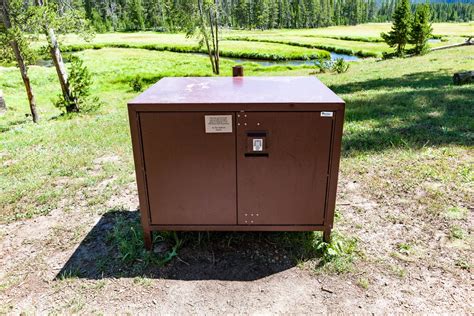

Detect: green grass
106,215,181,269
1,45,472,223
41,32,329,61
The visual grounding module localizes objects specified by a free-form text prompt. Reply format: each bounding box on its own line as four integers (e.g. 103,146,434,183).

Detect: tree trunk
198,0,216,74
36,0,77,113
214,0,220,75
47,27,77,112
208,7,218,75
1,0,39,123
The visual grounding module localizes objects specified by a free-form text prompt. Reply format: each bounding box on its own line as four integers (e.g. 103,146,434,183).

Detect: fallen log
453,71,473,85
431,37,473,52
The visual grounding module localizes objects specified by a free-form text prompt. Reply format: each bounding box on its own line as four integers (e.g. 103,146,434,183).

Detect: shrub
332,58,350,73
129,75,144,92
54,55,101,113
312,55,332,73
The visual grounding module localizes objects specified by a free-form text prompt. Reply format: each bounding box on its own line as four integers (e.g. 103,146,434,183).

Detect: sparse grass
91,280,107,291
0,25,472,284
455,258,471,271
445,206,469,220
449,226,466,240
310,231,360,273
133,276,153,287
390,265,408,278
58,267,82,280
397,243,413,255
65,296,85,313
357,277,370,289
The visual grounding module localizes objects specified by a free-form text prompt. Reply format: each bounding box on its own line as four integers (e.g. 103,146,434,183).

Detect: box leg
323,228,331,243
144,229,153,251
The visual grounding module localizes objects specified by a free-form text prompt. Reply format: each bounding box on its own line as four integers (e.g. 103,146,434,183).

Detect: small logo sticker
205,115,233,133
321,111,334,117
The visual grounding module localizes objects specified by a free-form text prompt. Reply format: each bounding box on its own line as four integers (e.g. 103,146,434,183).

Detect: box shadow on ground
57,209,316,281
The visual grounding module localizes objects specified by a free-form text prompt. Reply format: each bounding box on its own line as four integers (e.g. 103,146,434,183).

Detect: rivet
245,213,248,216
251,214,253,216
245,220,248,223
250,220,254,223
237,123,240,126
257,123,260,126
256,213,259,216
237,115,240,118
244,114,247,117
244,123,247,126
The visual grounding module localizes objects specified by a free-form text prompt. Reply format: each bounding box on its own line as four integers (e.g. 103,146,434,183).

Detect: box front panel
237,112,333,225
140,112,237,225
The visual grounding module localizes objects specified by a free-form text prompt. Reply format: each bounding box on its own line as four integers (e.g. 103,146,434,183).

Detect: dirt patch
0,173,472,314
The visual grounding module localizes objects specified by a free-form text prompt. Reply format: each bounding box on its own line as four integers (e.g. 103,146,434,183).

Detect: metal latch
253,139,264,151
245,131,268,157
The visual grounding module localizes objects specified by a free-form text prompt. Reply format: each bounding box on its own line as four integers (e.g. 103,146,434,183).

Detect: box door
236,112,333,225
140,112,236,225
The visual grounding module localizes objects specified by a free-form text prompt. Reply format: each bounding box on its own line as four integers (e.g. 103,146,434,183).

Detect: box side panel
324,107,345,231
140,112,237,225
236,112,333,225
127,106,151,235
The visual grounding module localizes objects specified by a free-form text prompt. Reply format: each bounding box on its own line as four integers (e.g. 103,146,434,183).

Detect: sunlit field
0,22,472,313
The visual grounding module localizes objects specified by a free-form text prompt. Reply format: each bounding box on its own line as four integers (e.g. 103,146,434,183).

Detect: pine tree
381,0,412,57
126,0,145,31
410,3,432,55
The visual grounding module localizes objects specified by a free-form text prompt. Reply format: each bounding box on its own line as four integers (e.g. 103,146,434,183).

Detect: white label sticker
205,115,233,133
321,111,334,117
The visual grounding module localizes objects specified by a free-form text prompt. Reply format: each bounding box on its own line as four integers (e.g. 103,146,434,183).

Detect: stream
226,52,360,67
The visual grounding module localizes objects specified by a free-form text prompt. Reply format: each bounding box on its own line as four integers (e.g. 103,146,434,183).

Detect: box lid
128,76,344,105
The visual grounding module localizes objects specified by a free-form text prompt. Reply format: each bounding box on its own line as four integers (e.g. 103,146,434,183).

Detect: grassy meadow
28,22,473,59
0,23,473,308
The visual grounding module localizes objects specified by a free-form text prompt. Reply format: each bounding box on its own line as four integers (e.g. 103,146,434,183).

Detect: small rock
152,300,157,305
153,241,170,254
321,286,334,294
0,90,6,114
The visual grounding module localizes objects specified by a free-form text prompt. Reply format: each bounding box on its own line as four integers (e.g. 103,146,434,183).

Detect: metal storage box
128,76,345,249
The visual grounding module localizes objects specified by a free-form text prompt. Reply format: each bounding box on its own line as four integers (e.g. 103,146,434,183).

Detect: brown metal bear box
128,76,345,250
